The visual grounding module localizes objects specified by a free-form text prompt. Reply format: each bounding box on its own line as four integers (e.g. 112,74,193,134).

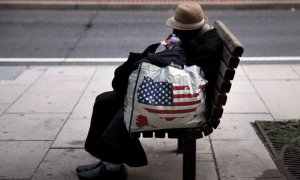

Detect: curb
0,58,126,66
0,2,300,10
1,57,300,66
241,57,300,65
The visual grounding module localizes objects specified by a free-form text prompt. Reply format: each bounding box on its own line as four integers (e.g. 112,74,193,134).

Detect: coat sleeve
111,52,142,97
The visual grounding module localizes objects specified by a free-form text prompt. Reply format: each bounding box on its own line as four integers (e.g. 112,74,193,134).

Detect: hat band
171,17,205,29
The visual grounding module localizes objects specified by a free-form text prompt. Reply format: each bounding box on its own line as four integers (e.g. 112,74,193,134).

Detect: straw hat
166,2,208,30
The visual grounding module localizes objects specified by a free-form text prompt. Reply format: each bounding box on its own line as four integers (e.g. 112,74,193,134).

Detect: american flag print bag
124,62,207,133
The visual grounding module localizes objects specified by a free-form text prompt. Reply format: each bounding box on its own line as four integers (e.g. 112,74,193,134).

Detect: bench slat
200,124,214,136
219,59,235,80
207,118,220,129
222,47,240,68
214,20,244,57
216,73,232,93
193,129,203,139
212,87,227,106
209,100,224,118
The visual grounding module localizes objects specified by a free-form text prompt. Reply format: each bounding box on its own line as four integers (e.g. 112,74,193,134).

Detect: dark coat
180,28,223,101
85,91,148,167
84,28,222,167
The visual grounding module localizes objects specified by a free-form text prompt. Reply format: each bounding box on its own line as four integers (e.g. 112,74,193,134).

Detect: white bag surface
124,62,207,132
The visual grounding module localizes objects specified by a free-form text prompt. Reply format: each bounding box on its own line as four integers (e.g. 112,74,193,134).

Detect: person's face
173,29,200,41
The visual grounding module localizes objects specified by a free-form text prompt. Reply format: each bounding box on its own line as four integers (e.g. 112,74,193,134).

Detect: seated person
76,2,222,180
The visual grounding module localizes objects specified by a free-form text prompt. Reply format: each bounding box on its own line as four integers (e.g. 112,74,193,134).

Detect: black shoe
77,164,127,180
76,161,102,173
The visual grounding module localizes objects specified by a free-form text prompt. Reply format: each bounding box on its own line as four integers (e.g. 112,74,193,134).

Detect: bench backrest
131,20,244,139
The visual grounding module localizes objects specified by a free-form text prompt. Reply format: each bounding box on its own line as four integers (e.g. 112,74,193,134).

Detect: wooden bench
131,20,244,180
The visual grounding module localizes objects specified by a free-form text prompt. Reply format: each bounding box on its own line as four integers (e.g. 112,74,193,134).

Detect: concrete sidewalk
1,63,300,180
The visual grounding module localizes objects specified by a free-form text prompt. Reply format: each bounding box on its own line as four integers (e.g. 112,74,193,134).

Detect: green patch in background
255,120,300,180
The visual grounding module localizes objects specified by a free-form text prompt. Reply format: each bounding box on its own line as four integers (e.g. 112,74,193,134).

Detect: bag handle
141,43,161,56
128,63,143,134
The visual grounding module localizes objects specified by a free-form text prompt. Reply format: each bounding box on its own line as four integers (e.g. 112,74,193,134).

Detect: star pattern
137,77,173,106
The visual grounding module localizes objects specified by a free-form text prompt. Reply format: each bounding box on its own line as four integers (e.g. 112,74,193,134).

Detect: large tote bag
124,62,207,133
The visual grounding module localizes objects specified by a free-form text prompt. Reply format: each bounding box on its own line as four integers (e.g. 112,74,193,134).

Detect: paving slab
212,140,282,179
225,68,272,116
128,161,218,180
31,149,97,180
243,64,299,80
84,78,113,98
0,84,29,103
70,96,94,119
28,76,90,93
222,178,284,180
193,161,219,180
141,137,212,152
230,80,256,93
0,103,9,115
7,91,81,113
0,64,295,180
141,137,214,161
34,145,216,180
252,80,300,119
82,65,115,97
210,114,273,140
0,66,26,80
196,152,214,162
197,147,213,159
26,66,95,93
43,66,96,77
0,141,51,179
130,138,215,179
145,150,182,162
224,93,269,113
291,64,300,77
0,113,67,140
196,137,212,153
233,66,249,81
7,67,45,85
140,138,178,152
52,118,90,148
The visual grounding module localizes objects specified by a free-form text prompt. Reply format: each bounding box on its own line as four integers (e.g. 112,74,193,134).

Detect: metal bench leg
177,137,184,154
183,138,196,180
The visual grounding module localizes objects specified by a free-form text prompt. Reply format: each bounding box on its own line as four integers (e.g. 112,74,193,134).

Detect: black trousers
84,91,147,167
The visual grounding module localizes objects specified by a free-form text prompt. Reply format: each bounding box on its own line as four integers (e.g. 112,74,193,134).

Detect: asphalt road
0,9,299,58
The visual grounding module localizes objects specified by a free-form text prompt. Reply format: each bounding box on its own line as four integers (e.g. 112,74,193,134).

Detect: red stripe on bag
145,108,197,114
173,86,190,90
173,100,201,106
173,93,199,98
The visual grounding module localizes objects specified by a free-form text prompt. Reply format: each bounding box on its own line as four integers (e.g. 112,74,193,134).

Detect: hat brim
166,16,208,30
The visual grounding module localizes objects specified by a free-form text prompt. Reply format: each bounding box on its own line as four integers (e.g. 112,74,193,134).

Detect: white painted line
0,58,126,63
65,58,126,63
0,58,127,65
0,58,65,62
241,56,300,61
1,57,300,65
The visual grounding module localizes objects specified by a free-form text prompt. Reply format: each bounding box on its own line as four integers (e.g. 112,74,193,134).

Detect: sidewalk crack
290,65,300,78
209,136,221,180
29,68,98,180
